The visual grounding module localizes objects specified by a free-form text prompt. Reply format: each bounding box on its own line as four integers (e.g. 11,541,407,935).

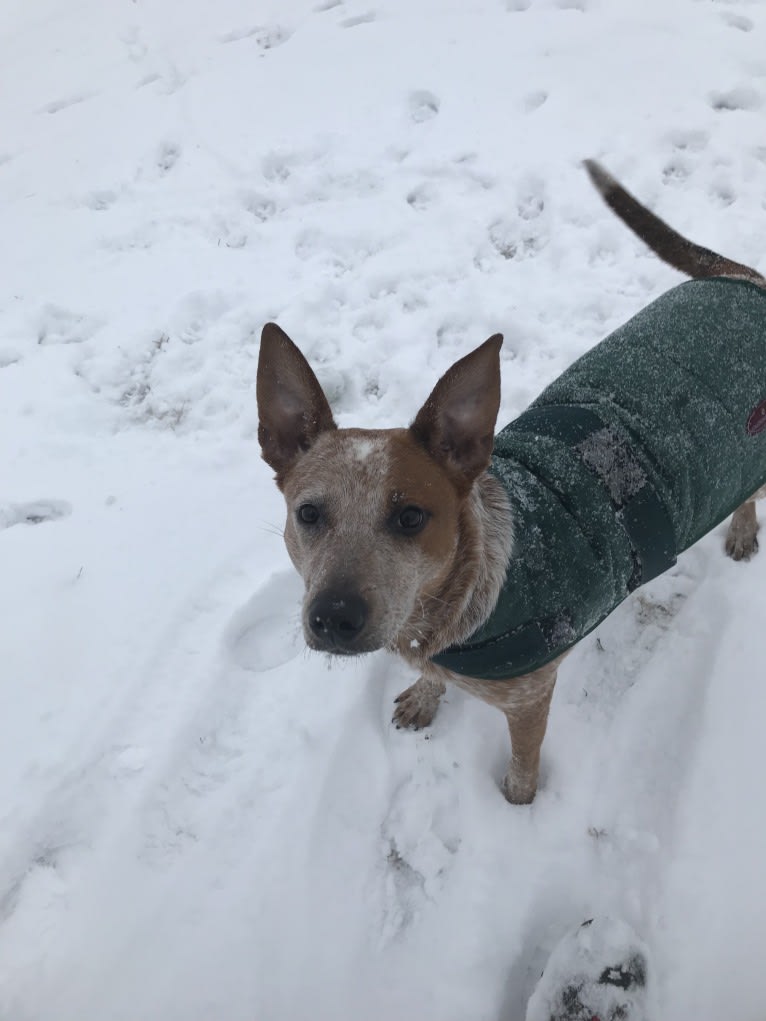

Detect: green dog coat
432,278,766,681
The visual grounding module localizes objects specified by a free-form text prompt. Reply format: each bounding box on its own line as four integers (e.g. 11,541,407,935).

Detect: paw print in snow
408,90,440,123
37,305,102,346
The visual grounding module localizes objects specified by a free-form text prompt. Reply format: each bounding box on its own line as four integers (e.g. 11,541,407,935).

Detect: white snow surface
2,1,766,1018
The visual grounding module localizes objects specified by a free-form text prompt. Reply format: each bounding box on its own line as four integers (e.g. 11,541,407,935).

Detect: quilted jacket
432,278,766,681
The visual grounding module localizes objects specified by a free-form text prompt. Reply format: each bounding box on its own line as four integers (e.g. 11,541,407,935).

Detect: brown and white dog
256,162,764,804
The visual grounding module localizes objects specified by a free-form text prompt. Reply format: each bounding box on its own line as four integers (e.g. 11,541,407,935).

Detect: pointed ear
410,335,502,488
257,323,337,482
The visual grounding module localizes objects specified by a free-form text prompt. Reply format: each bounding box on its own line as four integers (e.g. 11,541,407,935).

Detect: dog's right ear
257,323,337,482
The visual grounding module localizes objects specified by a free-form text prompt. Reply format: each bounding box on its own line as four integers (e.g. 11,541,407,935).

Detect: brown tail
584,159,766,286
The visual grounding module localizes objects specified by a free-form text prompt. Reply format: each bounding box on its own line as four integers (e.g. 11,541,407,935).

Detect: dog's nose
308,591,368,649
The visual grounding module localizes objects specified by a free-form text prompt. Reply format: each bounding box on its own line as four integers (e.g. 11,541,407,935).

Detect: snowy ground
2,0,766,1018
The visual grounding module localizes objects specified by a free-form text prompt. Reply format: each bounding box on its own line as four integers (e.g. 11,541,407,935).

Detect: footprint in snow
406,181,440,211
482,178,547,263
662,129,708,184
379,766,460,944
224,570,304,672
83,189,120,211
668,127,709,153
341,12,376,28
0,500,71,530
219,24,292,49
523,89,548,112
120,24,148,62
0,346,21,367
241,190,277,222
710,86,762,112
721,12,753,31
662,158,691,184
487,215,543,262
41,93,94,115
156,141,180,174
408,90,440,123
136,72,161,89
36,304,102,346
262,151,292,183
710,181,736,207
0,843,71,925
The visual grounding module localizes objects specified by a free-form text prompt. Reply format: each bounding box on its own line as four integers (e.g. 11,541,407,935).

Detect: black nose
307,591,368,649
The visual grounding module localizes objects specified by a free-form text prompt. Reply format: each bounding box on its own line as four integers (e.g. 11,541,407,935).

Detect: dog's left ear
257,323,337,483
410,335,502,489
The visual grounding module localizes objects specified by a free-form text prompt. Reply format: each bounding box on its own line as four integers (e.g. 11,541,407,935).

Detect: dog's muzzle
306,590,372,654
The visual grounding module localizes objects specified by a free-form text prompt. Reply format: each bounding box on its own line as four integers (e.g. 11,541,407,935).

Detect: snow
1,0,766,1018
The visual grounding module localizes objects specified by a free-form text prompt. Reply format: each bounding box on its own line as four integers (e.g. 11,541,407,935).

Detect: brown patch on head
383,430,462,564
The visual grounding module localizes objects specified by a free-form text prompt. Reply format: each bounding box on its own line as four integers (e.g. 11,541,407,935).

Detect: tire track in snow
0,554,385,1018
0,551,307,1007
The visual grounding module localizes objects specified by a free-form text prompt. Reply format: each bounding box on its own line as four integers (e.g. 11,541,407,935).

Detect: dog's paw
725,525,759,561
392,680,441,730
501,767,538,805
725,503,760,561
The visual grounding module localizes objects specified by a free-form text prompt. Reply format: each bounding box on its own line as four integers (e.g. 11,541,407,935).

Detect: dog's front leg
392,665,446,730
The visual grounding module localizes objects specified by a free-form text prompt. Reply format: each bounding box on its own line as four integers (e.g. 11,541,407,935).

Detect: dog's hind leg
725,487,765,561
442,656,564,804
393,659,564,803
499,663,559,805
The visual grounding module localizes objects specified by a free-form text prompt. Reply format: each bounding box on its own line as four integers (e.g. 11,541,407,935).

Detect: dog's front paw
392,681,441,730
725,529,759,561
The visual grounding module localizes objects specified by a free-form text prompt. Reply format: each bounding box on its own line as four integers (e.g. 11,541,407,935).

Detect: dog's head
256,323,503,658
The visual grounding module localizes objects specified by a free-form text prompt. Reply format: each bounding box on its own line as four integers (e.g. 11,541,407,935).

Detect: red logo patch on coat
747,400,766,437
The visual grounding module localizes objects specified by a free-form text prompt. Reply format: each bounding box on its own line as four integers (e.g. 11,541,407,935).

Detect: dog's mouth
305,635,381,657
304,628,384,657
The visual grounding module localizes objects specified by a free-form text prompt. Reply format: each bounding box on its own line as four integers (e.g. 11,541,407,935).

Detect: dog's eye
297,503,321,525
396,506,427,534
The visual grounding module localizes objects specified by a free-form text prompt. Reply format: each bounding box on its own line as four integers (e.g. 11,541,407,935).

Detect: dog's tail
584,159,766,286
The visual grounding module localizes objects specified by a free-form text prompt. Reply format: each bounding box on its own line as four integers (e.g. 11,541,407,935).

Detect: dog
256,162,766,804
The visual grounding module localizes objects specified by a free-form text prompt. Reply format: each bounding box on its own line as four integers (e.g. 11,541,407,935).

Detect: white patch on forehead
332,435,392,528
350,436,383,462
